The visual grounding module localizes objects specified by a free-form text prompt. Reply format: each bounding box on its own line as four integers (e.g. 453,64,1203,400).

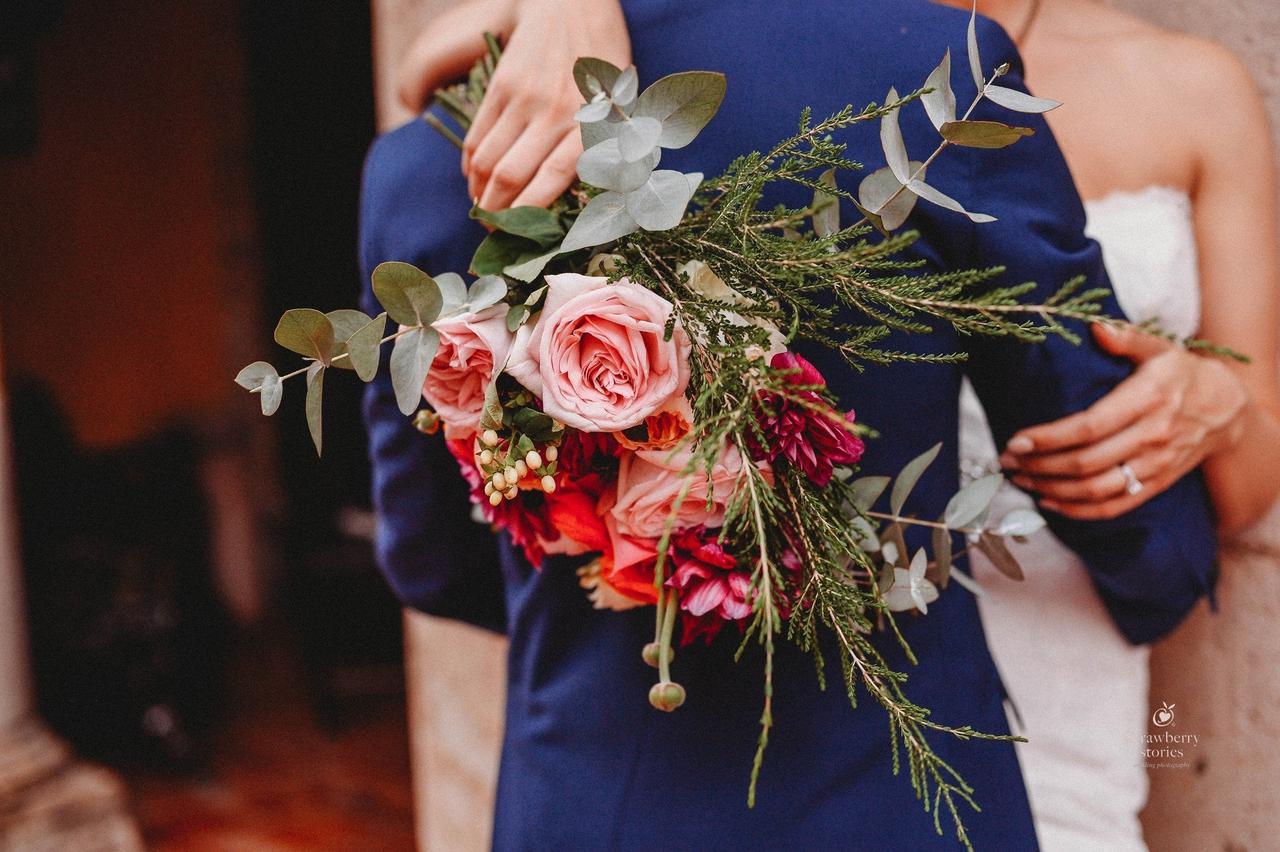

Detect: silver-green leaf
305,362,325,456
880,87,911,183
944,473,1003,528
858,163,924,231
625,170,701,231
274,309,335,365
922,50,957,131
390,326,440,416
371,261,443,327
940,119,1035,149
908,178,996,223
812,168,840,238
996,508,1047,538
235,361,283,416
560,191,639,253
345,312,386,382
632,71,726,149
848,475,891,512
576,138,661,193
967,1,985,91
890,443,942,516
984,84,1060,114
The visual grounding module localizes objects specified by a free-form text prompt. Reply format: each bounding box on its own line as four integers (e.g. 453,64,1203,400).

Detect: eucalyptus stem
253,326,418,389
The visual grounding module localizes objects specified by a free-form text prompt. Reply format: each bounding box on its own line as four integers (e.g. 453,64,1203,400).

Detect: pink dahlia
751,352,864,487
666,529,755,646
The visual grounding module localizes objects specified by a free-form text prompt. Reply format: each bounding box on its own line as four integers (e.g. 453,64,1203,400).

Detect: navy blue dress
358,1,1217,848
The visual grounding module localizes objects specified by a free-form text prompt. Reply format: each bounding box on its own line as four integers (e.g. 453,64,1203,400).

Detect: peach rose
422,305,512,435
506,273,691,432
607,444,763,541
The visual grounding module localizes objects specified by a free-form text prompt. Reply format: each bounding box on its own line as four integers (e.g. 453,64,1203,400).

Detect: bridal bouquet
238,9,1100,847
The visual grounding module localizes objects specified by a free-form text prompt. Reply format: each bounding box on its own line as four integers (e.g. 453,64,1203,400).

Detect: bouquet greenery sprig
238,9,1119,848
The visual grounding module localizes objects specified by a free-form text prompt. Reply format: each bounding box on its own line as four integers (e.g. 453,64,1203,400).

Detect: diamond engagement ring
1120,463,1144,496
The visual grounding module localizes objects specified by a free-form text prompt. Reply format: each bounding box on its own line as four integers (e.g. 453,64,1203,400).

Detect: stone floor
124,632,415,851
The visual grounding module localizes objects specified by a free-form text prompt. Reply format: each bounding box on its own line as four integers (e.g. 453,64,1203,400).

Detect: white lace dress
958,186,1200,852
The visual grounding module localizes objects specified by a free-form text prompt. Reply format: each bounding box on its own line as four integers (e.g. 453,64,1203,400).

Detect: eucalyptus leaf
625,170,701,231
851,515,880,551
469,206,564,247
573,57,623,100
922,50,957,131
858,164,924,231
390,326,440,416
996,508,1047,538
274,309,335,364
371,261,443,327
932,525,953,589
632,71,727,149
467,275,508,312
880,87,911,183
576,137,660,193
944,473,1003,528
907,179,996,223
234,361,283,416
967,1,985,91
848,475,891,511
325,309,373,344
305,362,325,456
616,116,663,162
434,272,469,309
505,246,561,282
560,191,639,253
574,99,612,123
345,312,386,382
890,443,942,516
978,531,1024,580
984,84,1061,114
610,65,639,108
940,119,1034,149
812,168,840,238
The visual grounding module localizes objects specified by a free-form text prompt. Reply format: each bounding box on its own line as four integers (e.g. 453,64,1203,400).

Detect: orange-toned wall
0,0,257,449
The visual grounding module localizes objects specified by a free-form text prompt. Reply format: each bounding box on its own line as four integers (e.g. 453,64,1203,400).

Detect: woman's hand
998,323,1248,520
397,0,631,212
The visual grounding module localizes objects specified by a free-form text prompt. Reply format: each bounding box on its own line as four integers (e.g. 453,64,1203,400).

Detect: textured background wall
1103,3,1280,849
370,2,1280,849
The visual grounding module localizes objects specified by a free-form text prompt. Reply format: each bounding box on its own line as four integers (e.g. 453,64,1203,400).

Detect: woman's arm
1000,47,1280,535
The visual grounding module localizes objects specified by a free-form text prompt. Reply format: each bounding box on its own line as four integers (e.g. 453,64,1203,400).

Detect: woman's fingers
1092,322,1177,363
1011,448,1172,503
1001,414,1167,478
396,1,512,112
1003,371,1161,458
508,130,582,209
466,105,528,203
1038,468,1180,520
478,120,575,211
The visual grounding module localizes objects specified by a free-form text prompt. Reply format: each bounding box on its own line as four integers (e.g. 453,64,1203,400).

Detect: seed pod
641,643,673,669
648,681,686,712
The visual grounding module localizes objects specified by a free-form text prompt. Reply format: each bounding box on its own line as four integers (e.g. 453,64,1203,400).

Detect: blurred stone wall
370,2,1280,850
1104,3,1280,849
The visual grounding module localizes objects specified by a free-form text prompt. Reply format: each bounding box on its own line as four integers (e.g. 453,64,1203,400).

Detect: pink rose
422,305,512,435
607,444,765,540
506,273,691,432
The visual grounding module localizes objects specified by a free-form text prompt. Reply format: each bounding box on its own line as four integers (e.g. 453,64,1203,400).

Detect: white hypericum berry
525,450,542,470
492,472,507,491
504,466,518,484
481,429,499,447
545,445,558,462
483,481,495,497
488,491,503,507
479,449,494,466
504,487,518,501
515,460,528,478
541,475,556,493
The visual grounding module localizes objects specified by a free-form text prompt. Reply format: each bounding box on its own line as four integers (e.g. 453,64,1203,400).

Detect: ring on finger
1119,462,1144,496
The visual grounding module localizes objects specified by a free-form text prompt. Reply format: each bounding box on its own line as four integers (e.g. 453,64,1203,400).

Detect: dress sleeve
953,18,1217,643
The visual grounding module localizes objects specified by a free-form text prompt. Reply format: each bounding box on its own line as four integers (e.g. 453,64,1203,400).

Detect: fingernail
998,453,1017,470
1007,435,1034,454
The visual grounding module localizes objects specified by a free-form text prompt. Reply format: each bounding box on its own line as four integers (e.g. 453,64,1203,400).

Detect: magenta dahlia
751,352,864,487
